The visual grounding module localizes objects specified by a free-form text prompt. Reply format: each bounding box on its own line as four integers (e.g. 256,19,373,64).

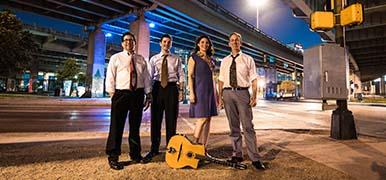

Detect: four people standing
105,31,265,170
105,32,152,170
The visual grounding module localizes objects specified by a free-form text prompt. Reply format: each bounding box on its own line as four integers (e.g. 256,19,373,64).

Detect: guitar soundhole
168,147,176,154
186,152,193,158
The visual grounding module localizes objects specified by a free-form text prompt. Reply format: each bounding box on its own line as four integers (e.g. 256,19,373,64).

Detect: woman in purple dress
188,35,218,146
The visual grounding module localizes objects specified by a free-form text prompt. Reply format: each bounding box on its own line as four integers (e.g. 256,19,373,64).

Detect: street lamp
247,0,268,29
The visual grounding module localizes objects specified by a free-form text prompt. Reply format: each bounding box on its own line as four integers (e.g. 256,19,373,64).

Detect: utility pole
330,0,357,140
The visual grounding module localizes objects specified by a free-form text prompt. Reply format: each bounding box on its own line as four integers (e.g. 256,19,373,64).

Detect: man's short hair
160,34,172,42
121,32,136,43
229,32,242,41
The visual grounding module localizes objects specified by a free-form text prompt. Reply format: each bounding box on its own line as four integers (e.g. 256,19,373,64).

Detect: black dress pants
150,81,179,153
106,89,144,159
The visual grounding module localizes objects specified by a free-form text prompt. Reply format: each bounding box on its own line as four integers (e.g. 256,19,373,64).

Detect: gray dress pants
223,89,260,161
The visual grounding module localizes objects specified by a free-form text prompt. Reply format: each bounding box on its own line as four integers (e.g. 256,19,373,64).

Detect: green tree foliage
57,58,80,81
0,10,39,77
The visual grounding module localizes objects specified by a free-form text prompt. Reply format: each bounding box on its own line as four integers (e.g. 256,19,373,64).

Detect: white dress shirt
105,50,151,94
218,51,257,88
149,52,185,85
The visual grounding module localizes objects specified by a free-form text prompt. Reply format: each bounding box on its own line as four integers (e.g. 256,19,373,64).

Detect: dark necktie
161,54,169,88
230,54,239,88
129,54,137,90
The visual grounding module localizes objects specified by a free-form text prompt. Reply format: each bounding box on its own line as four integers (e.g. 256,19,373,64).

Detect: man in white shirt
143,34,184,163
105,32,151,170
218,32,265,170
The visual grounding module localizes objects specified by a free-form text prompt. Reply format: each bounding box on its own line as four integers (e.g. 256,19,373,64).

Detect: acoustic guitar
165,134,247,170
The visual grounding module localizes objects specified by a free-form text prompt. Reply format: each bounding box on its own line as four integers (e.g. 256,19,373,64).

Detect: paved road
0,100,384,138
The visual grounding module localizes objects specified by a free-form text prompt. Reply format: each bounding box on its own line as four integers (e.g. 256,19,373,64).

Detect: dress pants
222,89,260,162
150,81,179,153
106,89,144,159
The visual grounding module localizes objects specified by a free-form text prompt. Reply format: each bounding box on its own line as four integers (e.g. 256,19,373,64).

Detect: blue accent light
149,22,155,28
105,33,112,37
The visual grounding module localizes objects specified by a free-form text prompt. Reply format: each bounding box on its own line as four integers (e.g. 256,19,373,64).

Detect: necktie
161,54,169,88
129,54,137,90
229,54,239,88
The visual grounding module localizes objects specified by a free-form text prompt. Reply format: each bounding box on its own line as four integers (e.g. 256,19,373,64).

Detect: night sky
213,0,322,48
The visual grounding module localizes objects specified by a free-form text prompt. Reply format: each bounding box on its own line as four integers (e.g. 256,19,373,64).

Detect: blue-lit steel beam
150,8,271,60
145,11,263,59
150,28,229,57
155,0,302,66
107,18,238,57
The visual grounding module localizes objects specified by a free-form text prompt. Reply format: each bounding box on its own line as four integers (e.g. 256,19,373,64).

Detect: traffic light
340,3,363,26
310,11,334,31
324,0,335,11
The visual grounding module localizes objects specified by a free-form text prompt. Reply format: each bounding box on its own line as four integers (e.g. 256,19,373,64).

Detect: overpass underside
1,0,303,96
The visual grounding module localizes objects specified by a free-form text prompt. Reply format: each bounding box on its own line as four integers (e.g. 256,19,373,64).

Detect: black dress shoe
108,158,124,170
227,156,243,163
252,160,266,170
131,155,143,163
142,151,159,163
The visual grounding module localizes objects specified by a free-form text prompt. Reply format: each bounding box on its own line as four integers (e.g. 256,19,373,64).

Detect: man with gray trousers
218,32,265,170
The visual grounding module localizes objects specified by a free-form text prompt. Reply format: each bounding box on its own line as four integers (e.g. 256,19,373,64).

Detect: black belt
153,81,177,86
116,88,144,92
223,87,249,91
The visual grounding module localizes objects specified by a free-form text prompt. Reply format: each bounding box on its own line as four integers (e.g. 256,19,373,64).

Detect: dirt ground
0,131,354,180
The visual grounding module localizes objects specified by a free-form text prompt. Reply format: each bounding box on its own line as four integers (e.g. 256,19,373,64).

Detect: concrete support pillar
6,78,15,91
87,27,106,98
264,67,277,99
381,75,385,95
353,71,362,93
371,81,376,94
130,11,150,60
350,70,362,100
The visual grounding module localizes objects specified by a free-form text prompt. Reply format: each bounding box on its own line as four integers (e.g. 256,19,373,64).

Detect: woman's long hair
193,35,215,57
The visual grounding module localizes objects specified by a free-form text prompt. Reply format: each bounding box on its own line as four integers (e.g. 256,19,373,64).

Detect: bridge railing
23,23,87,41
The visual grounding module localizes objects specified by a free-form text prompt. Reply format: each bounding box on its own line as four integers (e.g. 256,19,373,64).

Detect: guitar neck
195,153,246,170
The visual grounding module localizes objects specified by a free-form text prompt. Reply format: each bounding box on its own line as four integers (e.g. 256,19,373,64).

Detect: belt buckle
231,87,237,91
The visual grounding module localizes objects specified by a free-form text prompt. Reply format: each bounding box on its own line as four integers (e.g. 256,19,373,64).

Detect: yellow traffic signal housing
310,11,334,31
340,3,363,26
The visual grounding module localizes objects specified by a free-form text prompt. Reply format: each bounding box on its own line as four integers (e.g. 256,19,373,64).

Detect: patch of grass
351,97,386,103
0,93,53,99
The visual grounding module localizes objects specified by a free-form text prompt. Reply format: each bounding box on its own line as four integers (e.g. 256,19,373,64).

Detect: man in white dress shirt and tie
218,32,265,170
142,34,184,163
105,32,152,170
